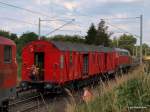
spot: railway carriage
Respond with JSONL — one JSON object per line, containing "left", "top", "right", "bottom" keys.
{"left": 0, "top": 36, "right": 17, "bottom": 111}
{"left": 115, "top": 48, "right": 132, "bottom": 72}
{"left": 21, "top": 40, "right": 131, "bottom": 92}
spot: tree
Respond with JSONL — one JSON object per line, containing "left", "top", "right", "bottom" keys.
{"left": 85, "top": 23, "right": 97, "bottom": 44}
{"left": 0, "top": 30, "right": 10, "bottom": 38}
{"left": 0, "top": 30, "right": 18, "bottom": 42}
{"left": 142, "top": 43, "right": 150, "bottom": 56}
{"left": 117, "top": 34, "right": 137, "bottom": 55}
{"left": 10, "top": 33, "right": 18, "bottom": 41}
{"left": 50, "top": 35, "right": 85, "bottom": 43}
{"left": 95, "top": 20, "right": 112, "bottom": 46}
{"left": 19, "top": 32, "right": 38, "bottom": 44}
{"left": 111, "top": 37, "right": 118, "bottom": 47}
{"left": 17, "top": 32, "right": 38, "bottom": 56}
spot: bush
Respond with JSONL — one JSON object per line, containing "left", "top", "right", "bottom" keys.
{"left": 71, "top": 69, "right": 150, "bottom": 112}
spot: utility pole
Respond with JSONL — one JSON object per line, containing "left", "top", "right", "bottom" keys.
{"left": 133, "top": 47, "right": 134, "bottom": 56}
{"left": 38, "top": 18, "right": 41, "bottom": 40}
{"left": 136, "top": 46, "right": 138, "bottom": 57}
{"left": 38, "top": 18, "right": 75, "bottom": 38}
{"left": 140, "top": 15, "right": 143, "bottom": 64}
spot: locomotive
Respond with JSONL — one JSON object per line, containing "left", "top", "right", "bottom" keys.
{"left": 20, "top": 40, "right": 132, "bottom": 92}
{"left": 0, "top": 36, "right": 17, "bottom": 111}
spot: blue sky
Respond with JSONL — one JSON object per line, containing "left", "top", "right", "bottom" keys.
{"left": 0, "top": 0, "right": 148, "bottom": 45}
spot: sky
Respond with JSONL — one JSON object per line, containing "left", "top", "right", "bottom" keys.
{"left": 0, "top": 0, "right": 148, "bottom": 45}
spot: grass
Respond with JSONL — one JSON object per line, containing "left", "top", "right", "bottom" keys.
{"left": 65, "top": 66, "right": 150, "bottom": 112}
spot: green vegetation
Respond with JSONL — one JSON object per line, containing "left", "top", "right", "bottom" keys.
{"left": 66, "top": 67, "right": 150, "bottom": 112}
{"left": 85, "top": 20, "right": 112, "bottom": 46}
{"left": 50, "top": 35, "right": 85, "bottom": 43}
{"left": 112, "top": 34, "right": 137, "bottom": 55}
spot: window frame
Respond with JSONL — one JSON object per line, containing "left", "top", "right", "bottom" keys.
{"left": 4, "top": 45, "right": 12, "bottom": 63}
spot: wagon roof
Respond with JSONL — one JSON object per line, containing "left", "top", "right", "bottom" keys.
{"left": 51, "top": 41, "right": 114, "bottom": 52}
{"left": 0, "top": 36, "right": 15, "bottom": 45}
{"left": 114, "top": 48, "right": 129, "bottom": 53}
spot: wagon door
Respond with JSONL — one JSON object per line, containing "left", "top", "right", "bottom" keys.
{"left": 104, "top": 53, "right": 107, "bottom": 72}
{"left": 83, "top": 54, "right": 89, "bottom": 76}
{"left": 34, "top": 52, "right": 44, "bottom": 80}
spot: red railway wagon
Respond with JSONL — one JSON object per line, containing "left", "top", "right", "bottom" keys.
{"left": 0, "top": 36, "right": 17, "bottom": 111}
{"left": 21, "top": 40, "right": 116, "bottom": 91}
{"left": 115, "top": 48, "right": 132, "bottom": 72}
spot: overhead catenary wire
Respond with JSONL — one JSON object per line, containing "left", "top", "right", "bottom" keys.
{"left": 0, "top": 1, "right": 53, "bottom": 18}
{"left": 43, "top": 29, "right": 81, "bottom": 33}
{"left": 52, "top": 29, "right": 81, "bottom": 33}
{"left": 45, "top": 19, "right": 75, "bottom": 36}
{"left": 0, "top": 16, "right": 56, "bottom": 28}
{"left": 101, "top": 17, "right": 140, "bottom": 20}
{"left": 40, "top": 18, "right": 75, "bottom": 22}
{"left": 0, "top": 17, "right": 38, "bottom": 26}
{"left": 0, "top": 1, "right": 75, "bottom": 21}
{"left": 0, "top": 16, "right": 80, "bottom": 36}
{"left": 105, "top": 21, "right": 140, "bottom": 38}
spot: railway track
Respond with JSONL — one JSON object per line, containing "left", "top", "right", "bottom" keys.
{"left": 9, "top": 93, "right": 49, "bottom": 112}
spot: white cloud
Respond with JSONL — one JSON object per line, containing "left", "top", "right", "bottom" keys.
{"left": 63, "top": 1, "right": 79, "bottom": 11}
{"left": 33, "top": 0, "right": 80, "bottom": 11}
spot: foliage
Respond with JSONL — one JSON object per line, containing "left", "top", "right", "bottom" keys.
{"left": 115, "top": 73, "right": 150, "bottom": 110}
{"left": 85, "top": 23, "right": 97, "bottom": 44}
{"left": 50, "top": 35, "right": 85, "bottom": 43}
{"left": 115, "top": 79, "right": 149, "bottom": 109}
{"left": 85, "top": 20, "right": 112, "bottom": 46}
{"left": 95, "top": 20, "right": 112, "bottom": 46}
{"left": 72, "top": 68, "right": 150, "bottom": 112}
{"left": 16, "top": 32, "right": 38, "bottom": 56}
{"left": 0, "top": 30, "right": 18, "bottom": 42}
{"left": 112, "top": 34, "right": 137, "bottom": 55}
{"left": 18, "top": 32, "right": 38, "bottom": 44}
{"left": 119, "top": 34, "right": 136, "bottom": 46}
{"left": 142, "top": 43, "right": 150, "bottom": 56}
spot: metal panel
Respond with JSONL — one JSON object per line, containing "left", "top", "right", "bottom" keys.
{"left": 0, "top": 36, "right": 15, "bottom": 45}
{"left": 51, "top": 41, "right": 114, "bottom": 52}
{"left": 114, "top": 48, "right": 129, "bottom": 53}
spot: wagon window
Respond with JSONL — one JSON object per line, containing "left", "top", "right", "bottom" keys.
{"left": 4, "top": 46, "right": 12, "bottom": 63}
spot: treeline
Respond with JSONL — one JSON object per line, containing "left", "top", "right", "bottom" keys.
{"left": 0, "top": 20, "right": 149, "bottom": 58}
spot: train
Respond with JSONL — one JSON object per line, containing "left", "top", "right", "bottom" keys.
{"left": 0, "top": 37, "right": 139, "bottom": 111}
{"left": 0, "top": 36, "right": 17, "bottom": 111}
{"left": 20, "top": 40, "right": 133, "bottom": 92}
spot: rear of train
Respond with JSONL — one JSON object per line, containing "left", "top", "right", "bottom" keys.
{"left": 0, "top": 36, "right": 17, "bottom": 111}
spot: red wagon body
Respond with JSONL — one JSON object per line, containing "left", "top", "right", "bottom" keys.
{"left": 0, "top": 36, "right": 17, "bottom": 108}
{"left": 115, "top": 48, "right": 132, "bottom": 70}
{"left": 21, "top": 40, "right": 131, "bottom": 91}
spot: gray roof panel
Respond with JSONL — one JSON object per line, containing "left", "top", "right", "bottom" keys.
{"left": 50, "top": 41, "right": 114, "bottom": 52}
